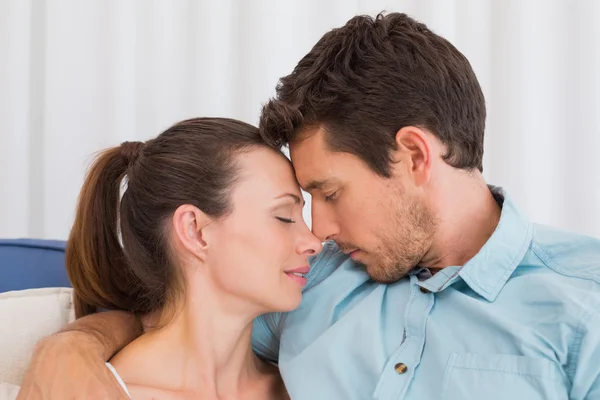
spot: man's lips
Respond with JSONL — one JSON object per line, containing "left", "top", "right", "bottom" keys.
{"left": 349, "top": 250, "right": 360, "bottom": 259}
{"left": 342, "top": 249, "right": 361, "bottom": 259}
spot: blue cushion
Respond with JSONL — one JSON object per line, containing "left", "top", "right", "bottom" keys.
{"left": 0, "top": 239, "right": 71, "bottom": 293}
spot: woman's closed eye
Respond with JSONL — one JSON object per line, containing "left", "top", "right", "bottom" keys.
{"left": 276, "top": 217, "right": 296, "bottom": 224}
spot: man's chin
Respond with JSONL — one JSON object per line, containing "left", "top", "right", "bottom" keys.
{"left": 363, "top": 262, "right": 388, "bottom": 283}
{"left": 345, "top": 252, "right": 408, "bottom": 283}
{"left": 365, "top": 263, "right": 411, "bottom": 284}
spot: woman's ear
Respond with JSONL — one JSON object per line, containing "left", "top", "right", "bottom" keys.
{"left": 171, "top": 204, "right": 213, "bottom": 262}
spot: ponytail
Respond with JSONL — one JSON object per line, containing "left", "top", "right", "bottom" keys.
{"left": 66, "top": 143, "right": 143, "bottom": 318}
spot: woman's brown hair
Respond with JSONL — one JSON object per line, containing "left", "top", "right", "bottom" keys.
{"left": 66, "top": 117, "right": 264, "bottom": 319}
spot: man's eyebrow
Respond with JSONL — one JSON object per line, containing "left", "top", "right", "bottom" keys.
{"left": 304, "top": 179, "right": 329, "bottom": 192}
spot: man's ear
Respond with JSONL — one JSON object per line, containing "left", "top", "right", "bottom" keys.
{"left": 171, "top": 204, "right": 213, "bottom": 262}
{"left": 390, "top": 126, "right": 433, "bottom": 187}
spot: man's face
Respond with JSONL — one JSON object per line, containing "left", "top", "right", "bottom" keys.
{"left": 289, "top": 127, "right": 437, "bottom": 283}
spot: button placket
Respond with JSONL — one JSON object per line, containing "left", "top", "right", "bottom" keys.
{"left": 373, "top": 276, "right": 435, "bottom": 400}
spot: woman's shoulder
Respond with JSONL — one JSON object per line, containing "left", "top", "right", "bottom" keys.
{"left": 105, "top": 362, "right": 131, "bottom": 398}
{"left": 106, "top": 368, "right": 184, "bottom": 400}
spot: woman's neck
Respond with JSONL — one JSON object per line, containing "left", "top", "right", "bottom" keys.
{"left": 109, "top": 279, "right": 282, "bottom": 398}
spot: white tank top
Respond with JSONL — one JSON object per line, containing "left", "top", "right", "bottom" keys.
{"left": 105, "top": 362, "right": 131, "bottom": 398}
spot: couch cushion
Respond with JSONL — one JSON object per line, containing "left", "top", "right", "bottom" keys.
{"left": 0, "top": 239, "right": 70, "bottom": 292}
{"left": 0, "top": 381, "right": 20, "bottom": 399}
{"left": 0, "top": 287, "right": 74, "bottom": 386}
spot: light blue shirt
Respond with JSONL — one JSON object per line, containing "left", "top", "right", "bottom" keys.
{"left": 252, "top": 187, "right": 600, "bottom": 399}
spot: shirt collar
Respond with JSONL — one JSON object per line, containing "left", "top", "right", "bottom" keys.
{"left": 417, "top": 186, "right": 533, "bottom": 302}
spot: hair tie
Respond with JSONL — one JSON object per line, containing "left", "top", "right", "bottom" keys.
{"left": 120, "top": 141, "right": 145, "bottom": 167}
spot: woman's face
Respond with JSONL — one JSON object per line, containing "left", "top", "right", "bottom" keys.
{"left": 204, "top": 147, "right": 322, "bottom": 313}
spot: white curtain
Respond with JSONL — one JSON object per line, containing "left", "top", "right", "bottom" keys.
{"left": 1, "top": 0, "right": 599, "bottom": 240}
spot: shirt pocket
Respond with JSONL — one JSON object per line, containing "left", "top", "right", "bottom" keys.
{"left": 440, "top": 353, "right": 569, "bottom": 400}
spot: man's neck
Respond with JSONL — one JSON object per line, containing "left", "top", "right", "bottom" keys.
{"left": 421, "top": 172, "right": 501, "bottom": 271}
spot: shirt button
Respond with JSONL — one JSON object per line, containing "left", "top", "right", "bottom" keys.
{"left": 394, "top": 363, "right": 408, "bottom": 374}
{"left": 419, "top": 287, "right": 430, "bottom": 294}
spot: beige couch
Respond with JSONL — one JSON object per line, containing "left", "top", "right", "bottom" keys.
{"left": 0, "top": 288, "right": 74, "bottom": 399}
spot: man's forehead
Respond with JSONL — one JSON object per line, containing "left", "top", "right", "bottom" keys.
{"left": 291, "top": 159, "right": 337, "bottom": 193}
{"left": 290, "top": 149, "right": 328, "bottom": 185}
{"left": 289, "top": 126, "right": 327, "bottom": 152}
{"left": 288, "top": 129, "right": 343, "bottom": 189}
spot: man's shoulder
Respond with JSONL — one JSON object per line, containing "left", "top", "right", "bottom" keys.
{"left": 529, "top": 223, "right": 600, "bottom": 285}
{"left": 304, "top": 241, "right": 353, "bottom": 291}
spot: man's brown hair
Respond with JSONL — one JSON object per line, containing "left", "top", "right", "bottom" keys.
{"left": 260, "top": 12, "right": 486, "bottom": 176}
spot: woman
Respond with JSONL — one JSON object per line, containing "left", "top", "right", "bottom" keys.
{"left": 66, "top": 117, "right": 322, "bottom": 399}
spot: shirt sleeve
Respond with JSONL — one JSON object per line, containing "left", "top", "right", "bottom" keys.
{"left": 250, "top": 241, "right": 339, "bottom": 363}
{"left": 251, "top": 312, "right": 282, "bottom": 363}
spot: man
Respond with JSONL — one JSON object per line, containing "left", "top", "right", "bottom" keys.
{"left": 18, "top": 13, "right": 600, "bottom": 399}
